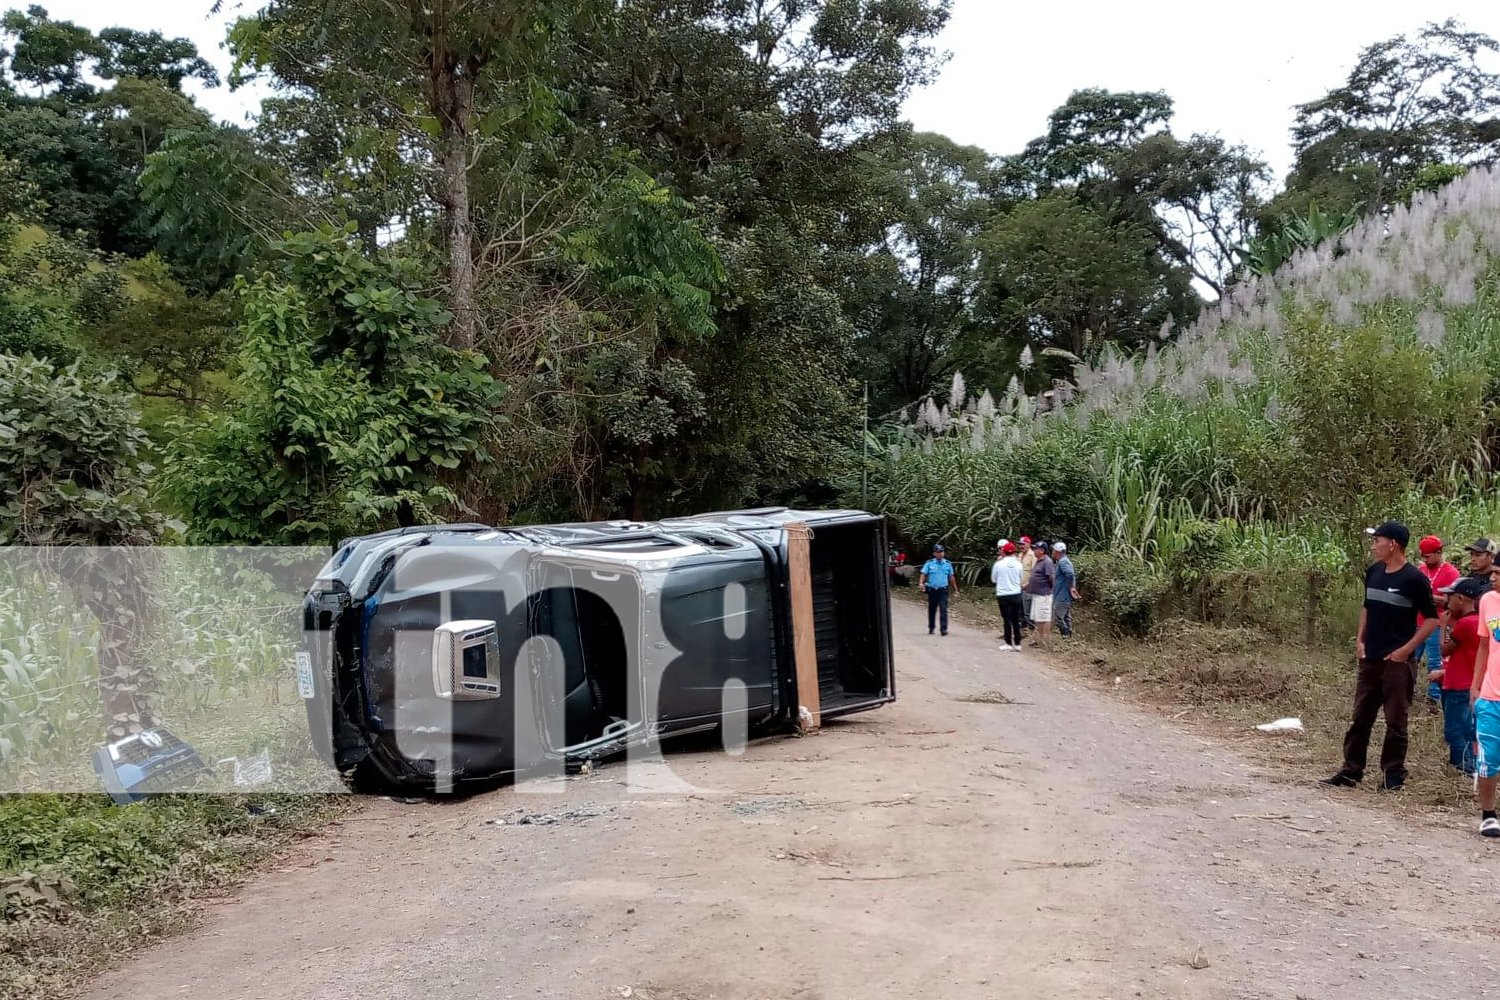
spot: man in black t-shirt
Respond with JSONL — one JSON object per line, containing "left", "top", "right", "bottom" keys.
{"left": 1322, "top": 520, "right": 1438, "bottom": 791}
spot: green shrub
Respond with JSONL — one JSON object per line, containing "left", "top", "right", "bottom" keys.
{"left": 1076, "top": 552, "right": 1164, "bottom": 638}
{"left": 860, "top": 425, "right": 1100, "bottom": 561}
{"left": 0, "top": 354, "right": 164, "bottom": 546}
{"left": 0, "top": 792, "right": 347, "bottom": 999}
{"left": 1157, "top": 516, "right": 1231, "bottom": 587}
{"left": 160, "top": 227, "right": 503, "bottom": 544}
{"left": 0, "top": 324, "right": 82, "bottom": 367}
{"left": 0, "top": 793, "right": 340, "bottom": 911}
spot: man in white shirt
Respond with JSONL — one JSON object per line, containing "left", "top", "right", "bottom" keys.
{"left": 991, "top": 541, "right": 1025, "bottom": 651}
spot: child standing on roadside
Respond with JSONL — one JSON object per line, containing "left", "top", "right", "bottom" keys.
{"left": 1466, "top": 564, "right": 1500, "bottom": 836}
{"left": 1432, "top": 577, "right": 1482, "bottom": 775}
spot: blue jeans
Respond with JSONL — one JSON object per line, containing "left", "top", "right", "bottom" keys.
{"left": 1054, "top": 595, "right": 1073, "bottom": 635}
{"left": 1442, "top": 689, "right": 1476, "bottom": 774}
{"left": 1421, "top": 632, "right": 1443, "bottom": 702}
{"left": 927, "top": 587, "right": 949, "bottom": 634}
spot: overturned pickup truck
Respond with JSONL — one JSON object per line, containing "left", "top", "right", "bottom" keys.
{"left": 299, "top": 508, "right": 896, "bottom": 792}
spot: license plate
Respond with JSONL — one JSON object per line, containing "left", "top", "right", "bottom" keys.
{"left": 295, "top": 652, "right": 315, "bottom": 699}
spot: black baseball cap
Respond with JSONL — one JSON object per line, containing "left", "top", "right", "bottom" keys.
{"left": 1365, "top": 520, "right": 1410, "bottom": 548}
{"left": 933, "top": 543, "right": 945, "bottom": 552}
{"left": 1466, "top": 538, "right": 1498, "bottom": 555}
{"left": 1441, "top": 577, "right": 1486, "bottom": 600}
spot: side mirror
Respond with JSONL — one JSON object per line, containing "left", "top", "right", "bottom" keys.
{"left": 432, "top": 620, "right": 502, "bottom": 700}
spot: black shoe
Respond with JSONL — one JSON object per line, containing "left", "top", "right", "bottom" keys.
{"left": 1381, "top": 769, "right": 1408, "bottom": 791}
{"left": 940, "top": 631, "right": 948, "bottom": 636}
{"left": 928, "top": 629, "right": 934, "bottom": 635}
{"left": 1321, "top": 770, "right": 1361, "bottom": 787}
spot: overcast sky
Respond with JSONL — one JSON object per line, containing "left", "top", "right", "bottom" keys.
{"left": 30, "top": 0, "right": 1500, "bottom": 184}
{"left": 905, "top": 0, "right": 1500, "bottom": 182}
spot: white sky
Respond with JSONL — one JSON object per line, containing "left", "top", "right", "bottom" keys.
{"left": 904, "top": 1, "right": 1500, "bottom": 183}
{"left": 26, "top": 0, "right": 1500, "bottom": 184}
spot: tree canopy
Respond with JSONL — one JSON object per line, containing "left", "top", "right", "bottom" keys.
{"left": 1274, "top": 17, "right": 1500, "bottom": 218}
{"left": 2, "top": 6, "right": 1497, "bottom": 540}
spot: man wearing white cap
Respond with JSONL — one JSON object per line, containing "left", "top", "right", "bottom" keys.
{"left": 1052, "top": 542, "right": 1080, "bottom": 637}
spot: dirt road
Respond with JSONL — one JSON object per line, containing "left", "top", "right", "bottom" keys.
{"left": 80, "top": 602, "right": 1500, "bottom": 1000}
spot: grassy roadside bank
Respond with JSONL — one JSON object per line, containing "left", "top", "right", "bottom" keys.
{"left": 903, "top": 586, "right": 1477, "bottom": 821}
{"left": 1, "top": 792, "right": 356, "bottom": 1000}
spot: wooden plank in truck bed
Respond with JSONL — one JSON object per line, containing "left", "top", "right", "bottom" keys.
{"left": 785, "top": 521, "right": 821, "bottom": 732}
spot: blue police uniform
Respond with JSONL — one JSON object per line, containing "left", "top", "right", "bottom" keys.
{"left": 922, "top": 555, "right": 955, "bottom": 634}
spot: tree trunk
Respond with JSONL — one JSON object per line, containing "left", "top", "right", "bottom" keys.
{"left": 1304, "top": 569, "right": 1322, "bottom": 647}
{"left": 96, "top": 616, "right": 154, "bottom": 740}
{"left": 76, "top": 550, "right": 158, "bottom": 741}
{"left": 628, "top": 443, "right": 653, "bottom": 521}
{"left": 431, "top": 55, "right": 478, "bottom": 352}
{"left": 356, "top": 213, "right": 380, "bottom": 256}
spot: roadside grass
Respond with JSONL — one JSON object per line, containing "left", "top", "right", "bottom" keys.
{"left": 0, "top": 553, "right": 360, "bottom": 997}
{"left": 1, "top": 705, "right": 354, "bottom": 1000}
{"left": 901, "top": 585, "right": 1478, "bottom": 821}
{"left": 0, "top": 790, "right": 353, "bottom": 1000}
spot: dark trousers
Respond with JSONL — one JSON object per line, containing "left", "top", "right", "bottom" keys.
{"left": 1055, "top": 596, "right": 1073, "bottom": 636}
{"left": 997, "top": 594, "right": 1023, "bottom": 646}
{"left": 927, "top": 587, "right": 949, "bottom": 634}
{"left": 1342, "top": 655, "right": 1415, "bottom": 778}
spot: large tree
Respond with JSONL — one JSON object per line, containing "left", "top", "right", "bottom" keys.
{"left": 1010, "top": 88, "right": 1268, "bottom": 296}
{"left": 229, "top": 0, "right": 604, "bottom": 352}
{"left": 976, "top": 191, "right": 1195, "bottom": 369}
{"left": 0, "top": 4, "right": 100, "bottom": 93}
{"left": 1108, "top": 131, "right": 1268, "bottom": 296}
{"left": 851, "top": 131, "right": 996, "bottom": 413}
{"left": 0, "top": 6, "right": 221, "bottom": 257}
{"left": 1276, "top": 17, "right": 1500, "bottom": 218}
{"left": 955, "top": 88, "right": 1258, "bottom": 393}
{"left": 1009, "top": 87, "right": 1175, "bottom": 192}
{"left": 570, "top": 0, "right": 952, "bottom": 513}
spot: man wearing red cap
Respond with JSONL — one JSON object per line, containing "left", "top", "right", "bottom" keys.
{"left": 991, "top": 541, "right": 1025, "bottom": 650}
{"left": 1418, "top": 536, "right": 1459, "bottom": 706}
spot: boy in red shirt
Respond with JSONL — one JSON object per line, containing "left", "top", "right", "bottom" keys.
{"left": 1418, "top": 536, "right": 1460, "bottom": 706}
{"left": 1431, "top": 577, "right": 1482, "bottom": 775}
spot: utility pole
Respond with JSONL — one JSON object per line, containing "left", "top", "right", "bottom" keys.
{"left": 862, "top": 381, "right": 869, "bottom": 509}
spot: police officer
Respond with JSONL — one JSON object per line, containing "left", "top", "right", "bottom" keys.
{"left": 920, "top": 543, "right": 958, "bottom": 636}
